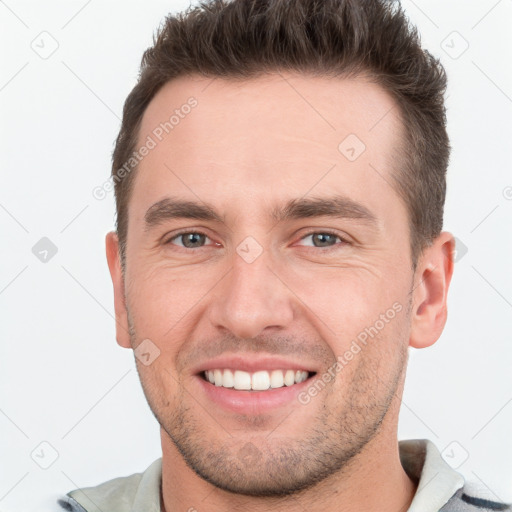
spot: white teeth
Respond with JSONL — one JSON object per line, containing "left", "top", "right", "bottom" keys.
{"left": 270, "top": 370, "right": 284, "bottom": 388}
{"left": 233, "top": 370, "right": 251, "bottom": 390}
{"left": 203, "top": 369, "right": 310, "bottom": 390}
{"left": 251, "top": 370, "right": 270, "bottom": 391}
{"left": 284, "top": 369, "right": 295, "bottom": 386}
{"left": 298, "top": 371, "right": 308, "bottom": 383}
{"left": 222, "top": 369, "right": 234, "bottom": 388}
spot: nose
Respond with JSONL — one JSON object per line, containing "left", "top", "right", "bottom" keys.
{"left": 207, "top": 250, "right": 295, "bottom": 340}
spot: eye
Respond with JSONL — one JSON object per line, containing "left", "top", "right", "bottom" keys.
{"left": 297, "top": 231, "right": 347, "bottom": 250}
{"left": 164, "top": 230, "right": 348, "bottom": 252}
{"left": 165, "top": 231, "right": 214, "bottom": 249}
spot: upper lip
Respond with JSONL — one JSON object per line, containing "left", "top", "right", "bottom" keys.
{"left": 191, "top": 354, "right": 318, "bottom": 375}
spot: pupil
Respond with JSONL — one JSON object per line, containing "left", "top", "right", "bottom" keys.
{"left": 184, "top": 233, "right": 204, "bottom": 248}
{"left": 314, "top": 233, "right": 334, "bottom": 247}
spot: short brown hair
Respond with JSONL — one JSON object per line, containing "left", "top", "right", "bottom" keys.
{"left": 112, "top": 0, "right": 449, "bottom": 271}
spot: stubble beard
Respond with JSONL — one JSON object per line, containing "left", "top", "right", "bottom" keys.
{"left": 127, "top": 307, "right": 410, "bottom": 497}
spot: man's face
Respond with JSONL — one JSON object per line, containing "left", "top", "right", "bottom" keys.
{"left": 116, "top": 73, "right": 416, "bottom": 495}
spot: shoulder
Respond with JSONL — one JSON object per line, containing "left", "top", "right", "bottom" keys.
{"left": 55, "top": 471, "right": 143, "bottom": 512}
{"left": 56, "top": 495, "right": 88, "bottom": 511}
{"left": 55, "top": 458, "right": 162, "bottom": 512}
{"left": 441, "top": 485, "right": 512, "bottom": 512}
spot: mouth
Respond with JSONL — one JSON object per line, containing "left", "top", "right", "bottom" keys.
{"left": 194, "top": 366, "right": 318, "bottom": 414}
{"left": 200, "top": 368, "right": 317, "bottom": 391}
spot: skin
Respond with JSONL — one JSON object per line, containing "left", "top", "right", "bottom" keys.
{"left": 106, "top": 72, "right": 455, "bottom": 512}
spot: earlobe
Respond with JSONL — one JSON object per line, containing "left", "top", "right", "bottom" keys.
{"left": 409, "top": 232, "right": 455, "bottom": 349}
{"left": 105, "top": 231, "right": 132, "bottom": 349}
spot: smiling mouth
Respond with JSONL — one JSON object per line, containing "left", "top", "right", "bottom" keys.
{"left": 200, "top": 369, "right": 317, "bottom": 391}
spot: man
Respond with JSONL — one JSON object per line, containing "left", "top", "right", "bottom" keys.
{"left": 57, "top": 0, "right": 510, "bottom": 511}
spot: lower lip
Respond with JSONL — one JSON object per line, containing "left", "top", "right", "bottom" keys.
{"left": 195, "top": 374, "right": 316, "bottom": 415}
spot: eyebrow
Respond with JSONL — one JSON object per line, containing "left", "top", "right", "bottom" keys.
{"left": 144, "top": 194, "right": 377, "bottom": 231}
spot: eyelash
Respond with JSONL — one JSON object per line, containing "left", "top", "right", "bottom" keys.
{"left": 164, "top": 229, "right": 349, "bottom": 252}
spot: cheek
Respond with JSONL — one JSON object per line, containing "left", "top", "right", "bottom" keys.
{"left": 134, "top": 357, "right": 178, "bottom": 418}
{"left": 286, "top": 263, "right": 405, "bottom": 339}
{"left": 127, "top": 252, "right": 410, "bottom": 354}
{"left": 284, "top": 268, "right": 410, "bottom": 387}
{"left": 127, "top": 265, "right": 214, "bottom": 337}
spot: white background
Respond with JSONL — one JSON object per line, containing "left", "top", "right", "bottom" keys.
{"left": 1, "top": 1, "right": 511, "bottom": 510}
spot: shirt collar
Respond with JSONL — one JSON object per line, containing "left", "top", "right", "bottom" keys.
{"left": 130, "top": 457, "right": 162, "bottom": 512}
{"left": 399, "top": 439, "right": 465, "bottom": 512}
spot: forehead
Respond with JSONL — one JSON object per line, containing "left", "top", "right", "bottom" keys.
{"left": 131, "top": 72, "right": 404, "bottom": 226}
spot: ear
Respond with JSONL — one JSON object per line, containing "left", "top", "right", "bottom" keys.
{"left": 409, "top": 231, "right": 455, "bottom": 349}
{"left": 105, "top": 231, "right": 131, "bottom": 349}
